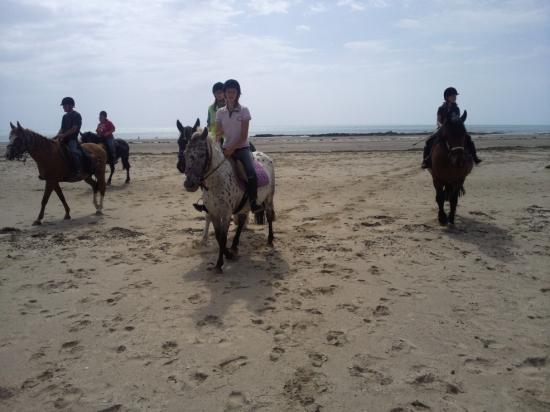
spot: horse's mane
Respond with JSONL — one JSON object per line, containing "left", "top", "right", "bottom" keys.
{"left": 21, "top": 128, "right": 56, "bottom": 151}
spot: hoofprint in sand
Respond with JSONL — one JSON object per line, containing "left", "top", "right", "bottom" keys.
{"left": 0, "top": 136, "right": 549, "bottom": 411}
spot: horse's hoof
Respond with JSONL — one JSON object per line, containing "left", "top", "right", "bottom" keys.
{"left": 64, "top": 214, "right": 71, "bottom": 220}
{"left": 32, "top": 220, "right": 42, "bottom": 226}
{"left": 225, "top": 250, "right": 236, "bottom": 260}
{"left": 438, "top": 212, "right": 448, "bottom": 226}
{"left": 125, "top": 179, "right": 130, "bottom": 184}
{"left": 214, "top": 266, "right": 223, "bottom": 274}
{"left": 107, "top": 182, "right": 111, "bottom": 186}
{"left": 95, "top": 210, "right": 103, "bottom": 216}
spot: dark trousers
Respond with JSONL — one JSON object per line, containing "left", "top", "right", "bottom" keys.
{"left": 66, "top": 138, "right": 81, "bottom": 172}
{"left": 233, "top": 147, "right": 258, "bottom": 203}
{"left": 105, "top": 138, "right": 116, "bottom": 166}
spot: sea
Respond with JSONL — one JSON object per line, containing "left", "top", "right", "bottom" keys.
{"left": 1, "top": 124, "right": 549, "bottom": 142}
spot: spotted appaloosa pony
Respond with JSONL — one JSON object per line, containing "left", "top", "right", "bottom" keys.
{"left": 430, "top": 111, "right": 473, "bottom": 225}
{"left": 183, "top": 126, "right": 276, "bottom": 272}
{"left": 80, "top": 131, "right": 131, "bottom": 185}
{"left": 5, "top": 122, "right": 107, "bottom": 225}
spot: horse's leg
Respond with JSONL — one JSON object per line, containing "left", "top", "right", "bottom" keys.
{"left": 265, "top": 198, "right": 275, "bottom": 245}
{"left": 201, "top": 214, "right": 211, "bottom": 245}
{"left": 34, "top": 181, "right": 54, "bottom": 225}
{"left": 107, "top": 164, "right": 114, "bottom": 186}
{"left": 95, "top": 171, "right": 106, "bottom": 215}
{"left": 230, "top": 213, "right": 247, "bottom": 252}
{"left": 448, "top": 186, "right": 459, "bottom": 225}
{"left": 212, "top": 216, "right": 230, "bottom": 272}
{"left": 435, "top": 183, "right": 448, "bottom": 225}
{"left": 53, "top": 183, "right": 71, "bottom": 220}
{"left": 85, "top": 177, "right": 99, "bottom": 210}
{"left": 122, "top": 155, "right": 131, "bottom": 183}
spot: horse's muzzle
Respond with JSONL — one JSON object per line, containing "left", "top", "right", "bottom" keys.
{"left": 183, "top": 179, "right": 199, "bottom": 192}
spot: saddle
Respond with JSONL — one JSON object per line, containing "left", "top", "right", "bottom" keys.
{"left": 60, "top": 142, "right": 94, "bottom": 176}
{"left": 228, "top": 157, "right": 270, "bottom": 190}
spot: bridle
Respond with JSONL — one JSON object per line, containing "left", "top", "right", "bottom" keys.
{"left": 186, "top": 136, "right": 226, "bottom": 190}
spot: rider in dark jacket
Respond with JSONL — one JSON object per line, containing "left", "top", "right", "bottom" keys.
{"left": 422, "top": 87, "right": 481, "bottom": 169}
{"left": 56, "top": 97, "right": 82, "bottom": 177}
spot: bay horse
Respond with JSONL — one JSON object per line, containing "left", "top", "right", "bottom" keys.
{"left": 430, "top": 111, "right": 473, "bottom": 225}
{"left": 80, "top": 131, "right": 131, "bottom": 185}
{"left": 5, "top": 122, "right": 107, "bottom": 225}
{"left": 183, "top": 126, "right": 276, "bottom": 272}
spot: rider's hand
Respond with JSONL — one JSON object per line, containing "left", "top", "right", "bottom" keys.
{"left": 223, "top": 147, "right": 234, "bottom": 157}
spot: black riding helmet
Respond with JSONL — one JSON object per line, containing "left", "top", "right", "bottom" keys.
{"left": 60, "top": 96, "right": 75, "bottom": 106}
{"left": 212, "top": 82, "right": 224, "bottom": 93}
{"left": 443, "top": 87, "right": 459, "bottom": 99}
{"left": 223, "top": 79, "right": 241, "bottom": 97}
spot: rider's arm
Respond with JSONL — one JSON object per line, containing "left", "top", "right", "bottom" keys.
{"left": 215, "top": 121, "right": 223, "bottom": 142}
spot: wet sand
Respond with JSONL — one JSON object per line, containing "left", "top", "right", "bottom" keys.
{"left": 0, "top": 134, "right": 549, "bottom": 411}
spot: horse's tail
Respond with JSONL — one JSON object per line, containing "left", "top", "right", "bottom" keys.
{"left": 116, "top": 139, "right": 131, "bottom": 170}
{"left": 443, "top": 184, "right": 466, "bottom": 200}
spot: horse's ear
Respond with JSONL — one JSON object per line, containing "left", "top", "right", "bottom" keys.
{"left": 193, "top": 118, "right": 200, "bottom": 132}
{"left": 460, "top": 110, "right": 467, "bottom": 123}
{"left": 10, "top": 122, "right": 16, "bottom": 130}
{"left": 176, "top": 120, "right": 184, "bottom": 133}
{"left": 200, "top": 127, "right": 208, "bottom": 140}
{"left": 16, "top": 121, "right": 23, "bottom": 130}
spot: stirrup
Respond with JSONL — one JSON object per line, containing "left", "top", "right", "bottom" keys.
{"left": 193, "top": 202, "right": 208, "bottom": 213}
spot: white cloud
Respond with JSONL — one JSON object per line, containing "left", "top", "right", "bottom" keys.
{"left": 344, "top": 40, "right": 389, "bottom": 52}
{"left": 396, "top": 18, "right": 420, "bottom": 29}
{"left": 432, "top": 42, "right": 477, "bottom": 52}
{"left": 248, "top": 0, "right": 290, "bottom": 15}
{"left": 296, "top": 24, "right": 311, "bottom": 32}
{"left": 337, "top": 0, "right": 365, "bottom": 11}
{"left": 309, "top": 2, "right": 327, "bottom": 13}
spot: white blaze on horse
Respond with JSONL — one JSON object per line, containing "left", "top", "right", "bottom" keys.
{"left": 182, "top": 126, "right": 275, "bottom": 272}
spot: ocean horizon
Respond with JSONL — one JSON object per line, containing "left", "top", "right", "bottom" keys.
{"left": 1, "top": 124, "right": 550, "bottom": 142}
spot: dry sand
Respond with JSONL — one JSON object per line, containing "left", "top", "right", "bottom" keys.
{"left": 0, "top": 134, "right": 549, "bottom": 411}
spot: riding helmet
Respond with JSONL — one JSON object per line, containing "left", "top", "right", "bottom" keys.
{"left": 223, "top": 79, "right": 241, "bottom": 96}
{"left": 212, "top": 82, "right": 224, "bottom": 93}
{"left": 443, "top": 87, "right": 459, "bottom": 99}
{"left": 60, "top": 96, "right": 75, "bottom": 106}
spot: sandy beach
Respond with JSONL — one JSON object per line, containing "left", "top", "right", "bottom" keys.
{"left": 1, "top": 134, "right": 549, "bottom": 411}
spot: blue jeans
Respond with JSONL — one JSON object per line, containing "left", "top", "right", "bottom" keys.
{"left": 66, "top": 138, "right": 81, "bottom": 172}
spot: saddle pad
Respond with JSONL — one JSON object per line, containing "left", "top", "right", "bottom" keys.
{"left": 235, "top": 159, "right": 270, "bottom": 190}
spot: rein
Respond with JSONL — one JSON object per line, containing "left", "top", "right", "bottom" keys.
{"left": 199, "top": 139, "right": 227, "bottom": 190}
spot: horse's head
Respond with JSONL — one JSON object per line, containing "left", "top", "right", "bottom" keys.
{"left": 5, "top": 122, "right": 28, "bottom": 160}
{"left": 176, "top": 118, "right": 200, "bottom": 173}
{"left": 441, "top": 110, "right": 468, "bottom": 168}
{"left": 80, "top": 131, "right": 101, "bottom": 144}
{"left": 183, "top": 127, "right": 209, "bottom": 192}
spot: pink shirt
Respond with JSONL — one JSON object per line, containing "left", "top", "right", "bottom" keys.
{"left": 215, "top": 104, "right": 251, "bottom": 149}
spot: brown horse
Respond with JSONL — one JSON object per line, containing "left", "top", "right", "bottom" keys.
{"left": 5, "top": 122, "right": 107, "bottom": 225}
{"left": 430, "top": 111, "right": 473, "bottom": 225}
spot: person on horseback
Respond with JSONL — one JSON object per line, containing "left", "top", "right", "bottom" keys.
{"left": 215, "top": 79, "right": 264, "bottom": 213}
{"left": 96, "top": 110, "right": 116, "bottom": 168}
{"left": 55, "top": 97, "right": 82, "bottom": 177}
{"left": 422, "top": 87, "right": 482, "bottom": 169}
{"left": 207, "top": 82, "right": 225, "bottom": 144}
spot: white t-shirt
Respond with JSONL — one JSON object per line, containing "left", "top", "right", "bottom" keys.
{"left": 215, "top": 104, "right": 251, "bottom": 149}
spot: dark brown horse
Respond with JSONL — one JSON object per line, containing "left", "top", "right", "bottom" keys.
{"left": 5, "top": 122, "right": 107, "bottom": 225}
{"left": 430, "top": 111, "right": 473, "bottom": 225}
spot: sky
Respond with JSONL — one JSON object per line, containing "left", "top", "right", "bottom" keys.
{"left": 1, "top": 0, "right": 549, "bottom": 134}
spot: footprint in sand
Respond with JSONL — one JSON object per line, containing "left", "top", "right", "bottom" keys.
{"left": 270, "top": 347, "right": 285, "bottom": 362}
{"left": 309, "top": 352, "right": 328, "bottom": 368}
{"left": 225, "top": 391, "right": 248, "bottom": 411}
{"left": 218, "top": 355, "right": 248, "bottom": 375}
{"left": 326, "top": 331, "right": 348, "bottom": 347}
{"left": 196, "top": 315, "right": 223, "bottom": 327}
{"left": 283, "top": 367, "right": 329, "bottom": 409}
